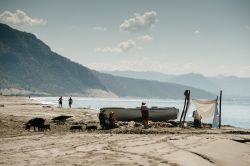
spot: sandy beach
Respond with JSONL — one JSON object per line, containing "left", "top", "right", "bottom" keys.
{"left": 0, "top": 96, "right": 250, "bottom": 166}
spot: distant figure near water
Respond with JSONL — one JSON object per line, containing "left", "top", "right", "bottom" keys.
{"left": 58, "top": 96, "right": 63, "bottom": 108}
{"left": 68, "top": 97, "right": 73, "bottom": 108}
{"left": 141, "top": 102, "right": 149, "bottom": 128}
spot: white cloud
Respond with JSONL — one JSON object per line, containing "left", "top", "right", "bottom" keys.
{"left": 118, "top": 40, "right": 136, "bottom": 52}
{"left": 95, "top": 39, "right": 136, "bottom": 53}
{"left": 120, "top": 11, "right": 157, "bottom": 32}
{"left": 194, "top": 30, "right": 201, "bottom": 35}
{"left": 95, "top": 47, "right": 122, "bottom": 53}
{"left": 136, "top": 35, "right": 153, "bottom": 42}
{"left": 0, "top": 10, "right": 46, "bottom": 26}
{"left": 93, "top": 26, "right": 107, "bottom": 31}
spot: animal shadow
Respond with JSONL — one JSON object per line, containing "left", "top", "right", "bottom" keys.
{"left": 41, "top": 124, "right": 51, "bottom": 131}
{"left": 85, "top": 125, "right": 98, "bottom": 131}
{"left": 70, "top": 125, "right": 83, "bottom": 132}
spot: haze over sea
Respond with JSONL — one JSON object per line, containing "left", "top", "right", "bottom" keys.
{"left": 34, "top": 97, "right": 250, "bottom": 129}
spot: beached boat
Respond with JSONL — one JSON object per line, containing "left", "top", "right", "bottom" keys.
{"left": 100, "top": 107, "right": 179, "bottom": 121}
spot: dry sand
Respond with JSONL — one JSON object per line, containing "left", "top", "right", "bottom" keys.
{"left": 0, "top": 96, "right": 250, "bottom": 166}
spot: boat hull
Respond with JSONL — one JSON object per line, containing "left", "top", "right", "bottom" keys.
{"left": 100, "top": 107, "right": 179, "bottom": 121}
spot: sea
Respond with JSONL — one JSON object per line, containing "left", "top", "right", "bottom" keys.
{"left": 33, "top": 97, "right": 250, "bottom": 129}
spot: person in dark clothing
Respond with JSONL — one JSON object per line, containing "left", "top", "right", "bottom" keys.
{"left": 192, "top": 110, "right": 202, "bottom": 128}
{"left": 58, "top": 96, "right": 63, "bottom": 108}
{"left": 68, "top": 97, "right": 73, "bottom": 108}
{"left": 141, "top": 102, "right": 149, "bottom": 128}
{"left": 108, "top": 112, "right": 117, "bottom": 129}
{"left": 99, "top": 109, "right": 107, "bottom": 128}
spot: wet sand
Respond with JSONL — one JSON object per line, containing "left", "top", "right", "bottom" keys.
{"left": 0, "top": 96, "right": 250, "bottom": 166}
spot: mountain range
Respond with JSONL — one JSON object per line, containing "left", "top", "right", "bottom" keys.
{"left": 103, "top": 71, "right": 250, "bottom": 98}
{"left": 0, "top": 23, "right": 214, "bottom": 99}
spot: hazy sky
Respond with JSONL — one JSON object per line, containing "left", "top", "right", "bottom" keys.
{"left": 0, "top": 0, "right": 250, "bottom": 77}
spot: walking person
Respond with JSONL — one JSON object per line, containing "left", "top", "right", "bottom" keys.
{"left": 141, "top": 102, "right": 149, "bottom": 128}
{"left": 58, "top": 96, "right": 63, "bottom": 108}
{"left": 68, "top": 97, "right": 73, "bottom": 108}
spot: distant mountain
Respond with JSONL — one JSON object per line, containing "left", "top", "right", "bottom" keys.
{"left": 167, "top": 73, "right": 219, "bottom": 93}
{"left": 103, "top": 71, "right": 250, "bottom": 98}
{"left": 93, "top": 71, "right": 214, "bottom": 99}
{"left": 103, "top": 70, "right": 174, "bottom": 82}
{"left": 210, "top": 76, "right": 250, "bottom": 97}
{"left": 168, "top": 75, "right": 250, "bottom": 98}
{"left": 0, "top": 23, "right": 214, "bottom": 99}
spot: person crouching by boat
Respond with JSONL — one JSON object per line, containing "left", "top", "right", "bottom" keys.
{"left": 192, "top": 110, "right": 202, "bottom": 128}
{"left": 99, "top": 109, "right": 108, "bottom": 129}
{"left": 141, "top": 102, "right": 149, "bottom": 128}
{"left": 108, "top": 112, "right": 117, "bottom": 129}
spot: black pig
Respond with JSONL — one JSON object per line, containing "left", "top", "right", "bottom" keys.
{"left": 25, "top": 118, "right": 45, "bottom": 131}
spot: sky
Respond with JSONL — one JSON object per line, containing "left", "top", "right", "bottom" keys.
{"left": 0, "top": 0, "right": 250, "bottom": 77}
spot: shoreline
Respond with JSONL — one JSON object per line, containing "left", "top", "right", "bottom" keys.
{"left": 0, "top": 96, "right": 250, "bottom": 165}
{"left": 31, "top": 96, "right": 250, "bottom": 130}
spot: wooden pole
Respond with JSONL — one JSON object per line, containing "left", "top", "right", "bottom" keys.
{"left": 179, "top": 97, "right": 187, "bottom": 127}
{"left": 181, "top": 99, "right": 188, "bottom": 128}
{"left": 180, "top": 90, "right": 188, "bottom": 127}
{"left": 219, "top": 90, "right": 222, "bottom": 128}
{"left": 182, "top": 90, "right": 190, "bottom": 128}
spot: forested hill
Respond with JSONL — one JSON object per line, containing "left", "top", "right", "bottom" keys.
{"left": 0, "top": 23, "right": 107, "bottom": 95}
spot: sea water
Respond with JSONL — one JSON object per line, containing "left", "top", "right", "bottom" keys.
{"left": 33, "top": 97, "right": 250, "bottom": 129}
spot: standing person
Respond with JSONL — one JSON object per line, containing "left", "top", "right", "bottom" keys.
{"left": 192, "top": 110, "right": 202, "bottom": 128}
{"left": 68, "top": 97, "right": 73, "bottom": 108}
{"left": 58, "top": 96, "right": 63, "bottom": 108}
{"left": 141, "top": 102, "right": 149, "bottom": 128}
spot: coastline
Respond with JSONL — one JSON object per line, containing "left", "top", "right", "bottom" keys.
{"left": 32, "top": 96, "right": 250, "bottom": 129}
{"left": 0, "top": 96, "right": 250, "bottom": 165}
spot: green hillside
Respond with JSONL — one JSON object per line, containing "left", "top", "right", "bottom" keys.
{"left": 0, "top": 23, "right": 106, "bottom": 95}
